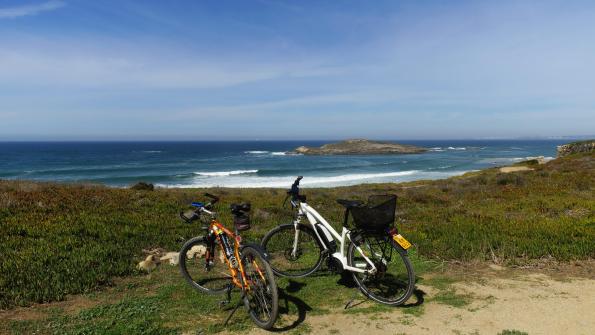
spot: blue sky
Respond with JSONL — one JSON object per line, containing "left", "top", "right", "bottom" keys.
{"left": 0, "top": 0, "right": 593, "bottom": 140}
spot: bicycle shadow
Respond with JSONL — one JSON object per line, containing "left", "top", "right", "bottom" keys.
{"left": 338, "top": 272, "right": 426, "bottom": 310}
{"left": 269, "top": 273, "right": 426, "bottom": 328}
{"left": 269, "top": 280, "right": 312, "bottom": 332}
{"left": 342, "top": 286, "right": 426, "bottom": 310}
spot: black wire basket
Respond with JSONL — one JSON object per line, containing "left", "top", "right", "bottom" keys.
{"left": 349, "top": 195, "right": 397, "bottom": 232}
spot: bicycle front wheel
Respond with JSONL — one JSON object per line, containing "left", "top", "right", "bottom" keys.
{"left": 261, "top": 223, "right": 323, "bottom": 278}
{"left": 347, "top": 233, "right": 415, "bottom": 306}
{"left": 179, "top": 236, "right": 231, "bottom": 294}
{"left": 240, "top": 245, "right": 279, "bottom": 330}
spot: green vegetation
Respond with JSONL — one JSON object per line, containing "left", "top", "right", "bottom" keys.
{"left": 1, "top": 152, "right": 593, "bottom": 314}
{"left": 432, "top": 289, "right": 472, "bottom": 308}
{"left": 2, "top": 266, "right": 254, "bottom": 334}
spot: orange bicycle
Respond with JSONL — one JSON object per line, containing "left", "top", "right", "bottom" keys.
{"left": 179, "top": 193, "right": 278, "bottom": 329}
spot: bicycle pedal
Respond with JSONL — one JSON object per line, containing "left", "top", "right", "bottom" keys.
{"left": 218, "top": 300, "right": 230, "bottom": 307}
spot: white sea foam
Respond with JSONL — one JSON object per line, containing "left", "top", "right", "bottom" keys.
{"left": 193, "top": 169, "right": 259, "bottom": 177}
{"left": 271, "top": 152, "right": 287, "bottom": 156}
{"left": 431, "top": 146, "right": 466, "bottom": 151}
{"left": 244, "top": 151, "right": 269, "bottom": 154}
{"left": 139, "top": 150, "right": 162, "bottom": 153}
{"left": 157, "top": 170, "right": 471, "bottom": 188}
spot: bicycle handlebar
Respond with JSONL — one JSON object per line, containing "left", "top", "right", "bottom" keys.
{"left": 288, "top": 176, "right": 303, "bottom": 195}
{"left": 204, "top": 193, "right": 219, "bottom": 205}
{"left": 284, "top": 176, "right": 305, "bottom": 207}
{"left": 181, "top": 193, "right": 220, "bottom": 223}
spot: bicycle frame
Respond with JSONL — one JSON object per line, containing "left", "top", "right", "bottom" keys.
{"left": 207, "top": 220, "right": 265, "bottom": 290}
{"left": 291, "top": 200, "right": 378, "bottom": 274}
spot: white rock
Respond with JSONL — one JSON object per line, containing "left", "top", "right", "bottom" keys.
{"left": 137, "top": 254, "right": 160, "bottom": 272}
{"left": 160, "top": 252, "right": 180, "bottom": 265}
{"left": 187, "top": 245, "right": 207, "bottom": 259}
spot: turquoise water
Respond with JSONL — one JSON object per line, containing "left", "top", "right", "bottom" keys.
{"left": 0, "top": 140, "right": 566, "bottom": 188}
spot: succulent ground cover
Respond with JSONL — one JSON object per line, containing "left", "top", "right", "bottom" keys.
{"left": 0, "top": 152, "right": 593, "bottom": 312}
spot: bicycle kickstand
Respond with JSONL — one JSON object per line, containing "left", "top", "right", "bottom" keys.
{"left": 344, "top": 291, "right": 367, "bottom": 309}
{"left": 219, "top": 284, "right": 233, "bottom": 308}
{"left": 223, "top": 291, "right": 246, "bottom": 327}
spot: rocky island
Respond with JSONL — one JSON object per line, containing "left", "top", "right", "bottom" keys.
{"left": 292, "top": 139, "right": 427, "bottom": 155}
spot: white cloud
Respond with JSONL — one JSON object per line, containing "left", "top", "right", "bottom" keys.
{"left": 0, "top": 1, "right": 65, "bottom": 19}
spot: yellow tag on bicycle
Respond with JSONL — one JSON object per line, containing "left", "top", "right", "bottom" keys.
{"left": 393, "top": 234, "right": 412, "bottom": 250}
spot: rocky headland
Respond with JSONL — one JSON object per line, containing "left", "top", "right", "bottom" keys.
{"left": 557, "top": 139, "right": 595, "bottom": 157}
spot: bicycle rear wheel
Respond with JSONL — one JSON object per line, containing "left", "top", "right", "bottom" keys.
{"left": 261, "top": 223, "right": 323, "bottom": 278}
{"left": 179, "top": 236, "right": 231, "bottom": 294}
{"left": 240, "top": 245, "right": 279, "bottom": 330}
{"left": 347, "top": 233, "right": 414, "bottom": 306}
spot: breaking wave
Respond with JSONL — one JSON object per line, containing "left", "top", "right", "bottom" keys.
{"left": 157, "top": 170, "right": 471, "bottom": 188}
{"left": 193, "top": 170, "right": 259, "bottom": 177}
{"left": 244, "top": 151, "right": 269, "bottom": 154}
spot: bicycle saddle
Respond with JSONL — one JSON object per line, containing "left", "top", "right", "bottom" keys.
{"left": 336, "top": 199, "right": 364, "bottom": 208}
{"left": 230, "top": 202, "right": 251, "bottom": 214}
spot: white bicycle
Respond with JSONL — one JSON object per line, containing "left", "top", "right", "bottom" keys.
{"left": 261, "top": 177, "right": 415, "bottom": 306}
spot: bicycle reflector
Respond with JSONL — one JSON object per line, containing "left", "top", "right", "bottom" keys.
{"left": 387, "top": 227, "right": 399, "bottom": 236}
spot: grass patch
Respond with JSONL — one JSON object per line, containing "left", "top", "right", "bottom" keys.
{"left": 421, "top": 276, "right": 457, "bottom": 290}
{"left": 1, "top": 266, "right": 260, "bottom": 334}
{"left": 432, "top": 289, "right": 473, "bottom": 308}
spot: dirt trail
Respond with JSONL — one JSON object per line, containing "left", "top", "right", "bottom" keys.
{"left": 250, "top": 269, "right": 595, "bottom": 335}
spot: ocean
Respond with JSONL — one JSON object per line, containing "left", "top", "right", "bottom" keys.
{"left": 0, "top": 140, "right": 567, "bottom": 188}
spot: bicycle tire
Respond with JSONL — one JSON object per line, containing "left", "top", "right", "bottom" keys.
{"left": 260, "top": 223, "right": 324, "bottom": 278}
{"left": 240, "top": 245, "right": 279, "bottom": 330}
{"left": 347, "top": 233, "right": 415, "bottom": 306}
{"left": 179, "top": 236, "right": 231, "bottom": 294}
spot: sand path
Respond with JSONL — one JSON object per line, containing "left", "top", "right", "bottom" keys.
{"left": 249, "top": 269, "right": 595, "bottom": 335}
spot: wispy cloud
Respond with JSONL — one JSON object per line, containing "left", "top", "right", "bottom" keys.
{"left": 0, "top": 38, "right": 343, "bottom": 89}
{"left": 0, "top": 0, "right": 65, "bottom": 19}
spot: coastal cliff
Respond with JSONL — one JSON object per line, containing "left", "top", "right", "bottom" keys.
{"left": 293, "top": 139, "right": 427, "bottom": 155}
{"left": 557, "top": 139, "right": 595, "bottom": 157}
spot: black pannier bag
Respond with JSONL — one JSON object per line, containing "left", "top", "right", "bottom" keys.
{"left": 349, "top": 195, "right": 397, "bottom": 232}
{"left": 230, "top": 202, "right": 251, "bottom": 231}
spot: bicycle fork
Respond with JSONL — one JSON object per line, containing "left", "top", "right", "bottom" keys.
{"left": 291, "top": 223, "right": 301, "bottom": 258}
